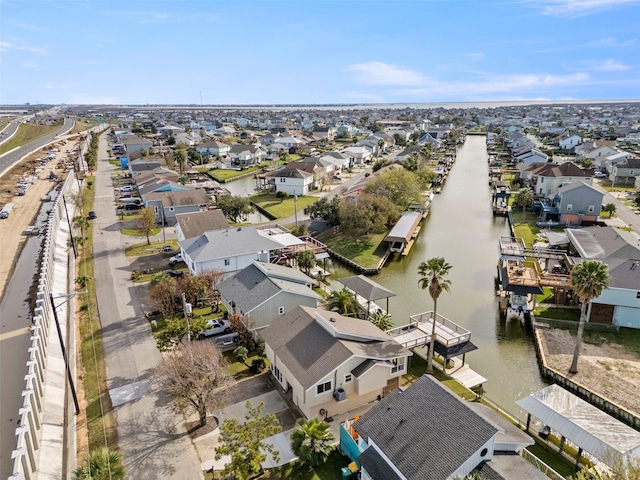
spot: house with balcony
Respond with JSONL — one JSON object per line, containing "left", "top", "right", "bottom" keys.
{"left": 340, "top": 375, "right": 542, "bottom": 480}
{"left": 530, "top": 162, "right": 593, "bottom": 199}
{"left": 195, "top": 140, "right": 231, "bottom": 158}
{"left": 144, "top": 189, "right": 210, "bottom": 225}
{"left": 261, "top": 306, "right": 412, "bottom": 420}
{"left": 228, "top": 144, "right": 264, "bottom": 166}
{"left": 268, "top": 165, "right": 315, "bottom": 195}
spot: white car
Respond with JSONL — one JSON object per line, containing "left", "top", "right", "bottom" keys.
{"left": 198, "top": 319, "right": 232, "bottom": 339}
{"left": 119, "top": 185, "right": 134, "bottom": 192}
{"left": 594, "top": 172, "right": 607, "bottom": 178}
{"left": 169, "top": 253, "right": 183, "bottom": 264}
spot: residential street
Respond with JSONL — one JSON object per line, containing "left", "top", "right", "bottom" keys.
{"left": 91, "top": 134, "right": 203, "bottom": 479}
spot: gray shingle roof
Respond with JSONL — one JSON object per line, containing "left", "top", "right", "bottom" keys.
{"left": 260, "top": 306, "right": 409, "bottom": 390}
{"left": 175, "top": 210, "right": 229, "bottom": 239}
{"left": 217, "top": 263, "right": 319, "bottom": 314}
{"left": 358, "top": 446, "right": 403, "bottom": 480}
{"left": 353, "top": 375, "right": 499, "bottom": 480}
{"left": 180, "top": 226, "right": 283, "bottom": 263}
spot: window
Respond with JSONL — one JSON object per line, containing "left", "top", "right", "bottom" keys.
{"left": 588, "top": 204, "right": 595, "bottom": 213}
{"left": 344, "top": 374, "right": 352, "bottom": 383}
{"left": 271, "top": 365, "right": 282, "bottom": 383}
{"left": 280, "top": 178, "right": 285, "bottom": 183}
{"left": 278, "top": 306, "right": 285, "bottom": 315}
{"left": 224, "top": 259, "right": 230, "bottom": 266}
{"left": 316, "top": 381, "right": 332, "bottom": 395}
{"left": 566, "top": 203, "right": 573, "bottom": 212}
{"left": 391, "top": 357, "right": 405, "bottom": 374}
{"left": 636, "top": 291, "right": 640, "bottom": 299}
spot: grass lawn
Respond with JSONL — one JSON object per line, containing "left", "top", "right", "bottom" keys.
{"left": 584, "top": 327, "right": 640, "bottom": 355}
{"left": 121, "top": 227, "right": 161, "bottom": 237}
{"left": 532, "top": 305, "right": 580, "bottom": 321}
{"left": 71, "top": 118, "right": 98, "bottom": 134}
{"left": 250, "top": 192, "right": 317, "bottom": 219}
{"left": 511, "top": 211, "right": 541, "bottom": 247}
{"left": 526, "top": 442, "right": 579, "bottom": 478}
{"left": 125, "top": 239, "right": 178, "bottom": 256}
{"left": 0, "top": 122, "right": 62, "bottom": 155}
{"left": 323, "top": 232, "right": 387, "bottom": 269}
{"left": 208, "top": 166, "right": 261, "bottom": 182}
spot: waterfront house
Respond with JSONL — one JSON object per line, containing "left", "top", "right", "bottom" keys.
{"left": 514, "top": 148, "right": 549, "bottom": 165}
{"left": 261, "top": 305, "right": 412, "bottom": 420}
{"left": 341, "top": 375, "right": 543, "bottom": 480}
{"left": 217, "top": 261, "right": 320, "bottom": 334}
{"left": 268, "top": 164, "right": 315, "bottom": 195}
{"left": 342, "top": 146, "right": 373, "bottom": 166}
{"left": 530, "top": 162, "right": 594, "bottom": 199}
{"left": 195, "top": 140, "right": 231, "bottom": 158}
{"left": 228, "top": 144, "right": 264, "bottom": 166}
{"left": 553, "top": 182, "right": 603, "bottom": 225}
{"left": 565, "top": 226, "right": 640, "bottom": 329}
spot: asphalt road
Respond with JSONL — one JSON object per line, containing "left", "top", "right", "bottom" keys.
{"left": 0, "top": 117, "right": 74, "bottom": 177}
{"left": 92, "top": 133, "right": 203, "bottom": 479}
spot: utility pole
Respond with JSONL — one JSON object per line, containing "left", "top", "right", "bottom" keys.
{"left": 181, "top": 293, "right": 192, "bottom": 343}
{"left": 294, "top": 193, "right": 298, "bottom": 227}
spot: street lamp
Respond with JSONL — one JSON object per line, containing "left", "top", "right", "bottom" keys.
{"left": 49, "top": 291, "right": 87, "bottom": 415}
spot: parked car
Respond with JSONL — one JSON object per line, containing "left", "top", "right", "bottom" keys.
{"left": 169, "top": 253, "right": 183, "bottom": 265}
{"left": 594, "top": 171, "right": 607, "bottom": 178}
{"left": 162, "top": 245, "right": 173, "bottom": 253}
{"left": 88, "top": 210, "right": 97, "bottom": 219}
{"left": 198, "top": 319, "right": 232, "bottom": 339}
{"left": 119, "top": 185, "right": 134, "bottom": 192}
{"left": 163, "top": 269, "right": 184, "bottom": 278}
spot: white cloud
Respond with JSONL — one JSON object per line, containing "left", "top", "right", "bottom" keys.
{"left": 346, "top": 62, "right": 428, "bottom": 87}
{"left": 21, "top": 61, "right": 39, "bottom": 69}
{"left": 536, "top": 0, "right": 640, "bottom": 17}
{"left": 393, "top": 72, "right": 590, "bottom": 97}
{"left": 592, "top": 59, "right": 631, "bottom": 71}
{"left": 461, "top": 52, "right": 485, "bottom": 62}
{"left": 0, "top": 39, "right": 47, "bottom": 55}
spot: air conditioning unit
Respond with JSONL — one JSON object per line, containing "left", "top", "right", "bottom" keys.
{"left": 334, "top": 388, "right": 346, "bottom": 401}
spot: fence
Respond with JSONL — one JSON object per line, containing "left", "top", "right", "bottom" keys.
{"left": 9, "top": 170, "right": 79, "bottom": 479}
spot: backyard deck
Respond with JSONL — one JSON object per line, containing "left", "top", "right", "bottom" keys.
{"left": 386, "top": 311, "right": 471, "bottom": 349}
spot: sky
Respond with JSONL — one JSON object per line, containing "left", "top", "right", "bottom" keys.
{"left": 1, "top": 0, "right": 639, "bottom": 105}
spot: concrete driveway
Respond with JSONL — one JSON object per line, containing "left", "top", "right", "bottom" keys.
{"left": 194, "top": 375, "right": 300, "bottom": 473}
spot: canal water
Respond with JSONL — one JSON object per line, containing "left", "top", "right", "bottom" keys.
{"left": 327, "top": 135, "right": 548, "bottom": 413}
{"left": 221, "top": 174, "right": 271, "bottom": 223}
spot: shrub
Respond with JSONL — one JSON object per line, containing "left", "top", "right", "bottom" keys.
{"left": 250, "top": 357, "right": 266, "bottom": 373}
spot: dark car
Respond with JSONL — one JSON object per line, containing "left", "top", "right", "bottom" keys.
{"left": 88, "top": 210, "right": 97, "bottom": 219}
{"left": 163, "top": 269, "right": 184, "bottom": 277}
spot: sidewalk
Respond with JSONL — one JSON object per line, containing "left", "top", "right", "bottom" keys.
{"left": 92, "top": 135, "right": 203, "bottom": 479}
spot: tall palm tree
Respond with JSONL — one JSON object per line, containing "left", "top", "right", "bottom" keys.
{"left": 417, "top": 257, "right": 452, "bottom": 373}
{"left": 327, "top": 288, "right": 359, "bottom": 316}
{"left": 513, "top": 188, "right": 533, "bottom": 219}
{"left": 73, "top": 448, "right": 125, "bottom": 480}
{"left": 569, "top": 260, "right": 610, "bottom": 374}
{"left": 290, "top": 418, "right": 335, "bottom": 467}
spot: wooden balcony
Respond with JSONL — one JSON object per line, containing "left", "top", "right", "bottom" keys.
{"left": 386, "top": 311, "right": 471, "bottom": 350}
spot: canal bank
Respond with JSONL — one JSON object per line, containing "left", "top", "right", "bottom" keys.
{"left": 326, "top": 135, "right": 549, "bottom": 413}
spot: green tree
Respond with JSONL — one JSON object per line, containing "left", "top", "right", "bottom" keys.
{"left": 364, "top": 168, "right": 422, "bottom": 209}
{"left": 327, "top": 288, "right": 360, "bottom": 316}
{"left": 303, "top": 196, "right": 341, "bottom": 226}
{"left": 569, "top": 260, "right": 610, "bottom": 374}
{"left": 137, "top": 207, "right": 157, "bottom": 245}
{"left": 73, "top": 215, "right": 90, "bottom": 241}
{"left": 73, "top": 448, "right": 125, "bottom": 480}
{"left": 217, "top": 195, "right": 253, "bottom": 223}
{"left": 297, "top": 249, "right": 316, "bottom": 275}
{"left": 370, "top": 310, "right": 394, "bottom": 331}
{"left": 513, "top": 187, "right": 534, "bottom": 218}
{"left": 152, "top": 341, "right": 234, "bottom": 427}
{"left": 290, "top": 418, "right": 335, "bottom": 467}
{"left": 339, "top": 194, "right": 400, "bottom": 235}
{"left": 417, "top": 257, "right": 453, "bottom": 373}
{"left": 215, "top": 401, "right": 282, "bottom": 480}
{"left": 602, "top": 203, "right": 616, "bottom": 217}
{"left": 405, "top": 152, "right": 419, "bottom": 171}
{"left": 174, "top": 148, "right": 187, "bottom": 174}
{"left": 233, "top": 345, "right": 249, "bottom": 365}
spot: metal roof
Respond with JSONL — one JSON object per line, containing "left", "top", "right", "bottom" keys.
{"left": 339, "top": 275, "right": 396, "bottom": 302}
{"left": 516, "top": 385, "right": 640, "bottom": 465}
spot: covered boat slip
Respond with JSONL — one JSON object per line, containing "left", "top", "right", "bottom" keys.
{"left": 517, "top": 385, "right": 640, "bottom": 467}
{"left": 339, "top": 274, "right": 396, "bottom": 315}
{"left": 384, "top": 211, "right": 422, "bottom": 254}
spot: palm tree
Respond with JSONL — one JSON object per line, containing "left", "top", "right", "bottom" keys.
{"left": 513, "top": 188, "right": 533, "bottom": 218}
{"left": 327, "top": 288, "right": 359, "bottom": 316}
{"left": 73, "top": 448, "right": 125, "bottom": 480}
{"left": 569, "top": 260, "right": 610, "bottom": 374}
{"left": 290, "top": 418, "right": 335, "bottom": 467}
{"left": 370, "top": 310, "right": 393, "bottom": 331}
{"left": 417, "top": 257, "right": 452, "bottom": 373}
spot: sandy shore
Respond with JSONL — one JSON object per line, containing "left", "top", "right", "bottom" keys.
{"left": 537, "top": 327, "right": 640, "bottom": 417}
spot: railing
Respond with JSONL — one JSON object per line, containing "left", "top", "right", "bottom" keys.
{"left": 521, "top": 448, "right": 567, "bottom": 480}
{"left": 404, "top": 311, "right": 472, "bottom": 347}
{"left": 10, "top": 170, "right": 79, "bottom": 479}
